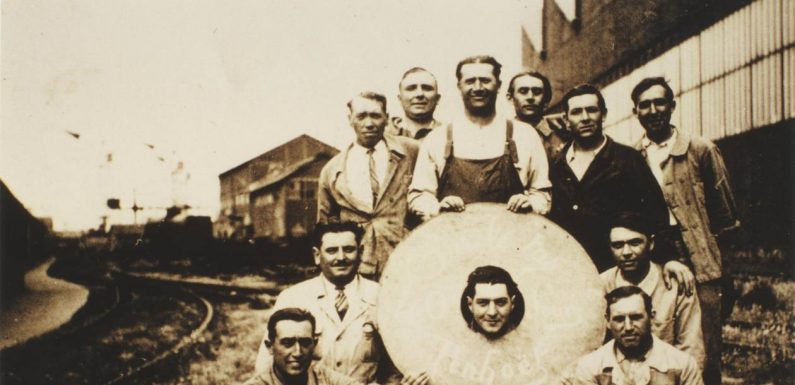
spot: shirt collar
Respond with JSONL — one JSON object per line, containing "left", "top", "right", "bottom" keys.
{"left": 615, "top": 263, "right": 661, "bottom": 297}
{"left": 320, "top": 274, "right": 360, "bottom": 300}
{"left": 641, "top": 127, "right": 678, "bottom": 150}
{"left": 352, "top": 139, "right": 387, "bottom": 155}
{"left": 566, "top": 135, "right": 607, "bottom": 163}
{"left": 613, "top": 335, "right": 672, "bottom": 372}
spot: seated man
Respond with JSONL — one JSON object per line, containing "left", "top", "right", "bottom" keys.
{"left": 602, "top": 212, "right": 705, "bottom": 367}
{"left": 244, "top": 308, "right": 363, "bottom": 385}
{"left": 566, "top": 286, "right": 703, "bottom": 385}
{"left": 460, "top": 265, "right": 525, "bottom": 339}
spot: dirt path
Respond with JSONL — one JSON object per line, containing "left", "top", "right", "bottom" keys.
{"left": 0, "top": 258, "right": 89, "bottom": 350}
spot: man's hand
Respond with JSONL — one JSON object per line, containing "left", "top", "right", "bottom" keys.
{"left": 506, "top": 194, "right": 533, "bottom": 213}
{"left": 663, "top": 260, "right": 695, "bottom": 296}
{"left": 401, "top": 372, "right": 430, "bottom": 385}
{"left": 439, "top": 196, "right": 465, "bottom": 212}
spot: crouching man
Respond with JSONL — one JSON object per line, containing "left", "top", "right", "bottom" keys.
{"left": 244, "top": 308, "right": 363, "bottom": 385}
{"left": 566, "top": 286, "right": 703, "bottom": 385}
{"left": 602, "top": 211, "right": 705, "bottom": 367}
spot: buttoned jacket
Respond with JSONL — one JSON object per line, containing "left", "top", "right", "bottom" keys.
{"left": 255, "top": 276, "right": 399, "bottom": 385}
{"left": 317, "top": 135, "right": 419, "bottom": 277}
{"left": 635, "top": 130, "right": 740, "bottom": 282}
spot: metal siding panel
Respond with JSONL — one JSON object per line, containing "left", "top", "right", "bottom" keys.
{"left": 742, "top": 6, "right": 753, "bottom": 66}
{"left": 726, "top": 71, "right": 735, "bottom": 136}
{"left": 680, "top": 90, "right": 701, "bottom": 134}
{"left": 740, "top": 67, "right": 753, "bottom": 133}
{"left": 605, "top": 119, "right": 629, "bottom": 146}
{"left": 702, "top": 82, "right": 712, "bottom": 138}
{"left": 766, "top": 0, "right": 773, "bottom": 52}
{"left": 752, "top": 0, "right": 762, "bottom": 58}
{"left": 716, "top": 78, "right": 726, "bottom": 139}
{"left": 700, "top": 28, "right": 711, "bottom": 82}
{"left": 772, "top": 0, "right": 782, "bottom": 51}
{"left": 785, "top": 0, "right": 795, "bottom": 45}
{"left": 725, "top": 12, "right": 737, "bottom": 72}
{"left": 771, "top": 53, "right": 783, "bottom": 123}
{"left": 681, "top": 36, "right": 701, "bottom": 91}
{"left": 786, "top": 47, "right": 795, "bottom": 119}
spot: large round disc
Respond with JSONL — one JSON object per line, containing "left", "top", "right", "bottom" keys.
{"left": 378, "top": 203, "right": 605, "bottom": 385}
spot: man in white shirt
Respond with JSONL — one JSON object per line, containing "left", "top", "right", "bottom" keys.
{"left": 409, "top": 55, "right": 551, "bottom": 221}
{"left": 387, "top": 67, "right": 444, "bottom": 141}
{"left": 317, "top": 92, "right": 420, "bottom": 279}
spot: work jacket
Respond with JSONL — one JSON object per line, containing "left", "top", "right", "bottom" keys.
{"left": 317, "top": 135, "right": 419, "bottom": 278}
{"left": 636, "top": 129, "right": 740, "bottom": 282}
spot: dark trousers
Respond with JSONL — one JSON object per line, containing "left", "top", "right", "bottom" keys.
{"left": 698, "top": 280, "right": 723, "bottom": 385}
{"left": 663, "top": 225, "right": 723, "bottom": 385}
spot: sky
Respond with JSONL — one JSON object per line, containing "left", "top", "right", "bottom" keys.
{"left": 1, "top": 0, "right": 542, "bottom": 231}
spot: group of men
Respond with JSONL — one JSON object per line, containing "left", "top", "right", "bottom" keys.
{"left": 245, "top": 54, "right": 740, "bottom": 385}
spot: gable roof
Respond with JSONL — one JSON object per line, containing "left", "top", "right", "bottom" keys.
{"left": 248, "top": 152, "right": 331, "bottom": 195}
{"left": 219, "top": 134, "right": 338, "bottom": 178}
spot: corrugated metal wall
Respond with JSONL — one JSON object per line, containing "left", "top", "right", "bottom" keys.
{"left": 602, "top": 0, "right": 793, "bottom": 145}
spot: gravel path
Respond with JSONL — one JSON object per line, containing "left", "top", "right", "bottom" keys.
{"left": 0, "top": 258, "right": 88, "bottom": 350}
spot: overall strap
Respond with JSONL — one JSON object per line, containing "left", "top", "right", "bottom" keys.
{"left": 444, "top": 123, "right": 454, "bottom": 160}
{"left": 505, "top": 120, "right": 519, "bottom": 164}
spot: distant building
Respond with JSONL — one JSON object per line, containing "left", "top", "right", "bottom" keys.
{"left": 108, "top": 224, "right": 144, "bottom": 251}
{"left": 521, "top": 0, "right": 793, "bottom": 252}
{"left": 1, "top": 180, "right": 49, "bottom": 308}
{"left": 217, "top": 135, "right": 339, "bottom": 241}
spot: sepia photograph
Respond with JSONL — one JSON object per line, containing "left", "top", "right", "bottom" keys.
{"left": 1, "top": 0, "right": 792, "bottom": 384}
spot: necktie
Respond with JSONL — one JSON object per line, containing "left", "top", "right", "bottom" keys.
{"left": 367, "top": 148, "right": 379, "bottom": 208}
{"left": 335, "top": 287, "right": 348, "bottom": 320}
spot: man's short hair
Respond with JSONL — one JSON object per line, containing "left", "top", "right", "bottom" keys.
{"left": 267, "top": 307, "right": 316, "bottom": 342}
{"left": 347, "top": 91, "right": 387, "bottom": 113}
{"left": 611, "top": 211, "right": 655, "bottom": 238}
{"left": 630, "top": 77, "right": 675, "bottom": 105}
{"left": 312, "top": 221, "right": 365, "bottom": 248}
{"left": 399, "top": 67, "right": 437, "bottom": 87}
{"left": 561, "top": 83, "right": 606, "bottom": 114}
{"left": 605, "top": 286, "right": 653, "bottom": 317}
{"left": 507, "top": 71, "right": 552, "bottom": 106}
{"left": 455, "top": 55, "right": 502, "bottom": 81}
{"left": 460, "top": 265, "right": 525, "bottom": 328}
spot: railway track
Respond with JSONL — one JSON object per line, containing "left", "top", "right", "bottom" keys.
{"left": 0, "top": 275, "right": 215, "bottom": 385}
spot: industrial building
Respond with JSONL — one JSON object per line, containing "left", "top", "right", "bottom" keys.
{"left": 522, "top": 0, "right": 793, "bottom": 252}
{"left": 217, "top": 135, "right": 339, "bottom": 241}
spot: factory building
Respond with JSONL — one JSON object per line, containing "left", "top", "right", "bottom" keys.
{"left": 217, "top": 135, "right": 339, "bottom": 241}
{"left": 522, "top": 0, "right": 793, "bottom": 251}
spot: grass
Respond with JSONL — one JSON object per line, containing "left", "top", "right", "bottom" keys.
{"left": 156, "top": 295, "right": 275, "bottom": 384}
{"left": 723, "top": 275, "right": 794, "bottom": 385}
{"left": 0, "top": 290, "right": 202, "bottom": 385}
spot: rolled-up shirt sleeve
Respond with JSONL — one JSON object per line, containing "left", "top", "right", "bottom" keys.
{"left": 408, "top": 129, "right": 446, "bottom": 217}
{"left": 516, "top": 120, "right": 552, "bottom": 214}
